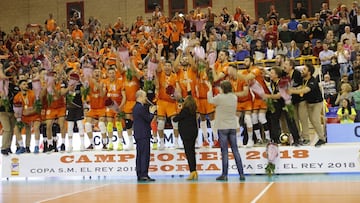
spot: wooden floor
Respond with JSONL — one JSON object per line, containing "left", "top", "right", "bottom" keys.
{"left": 1, "top": 174, "right": 360, "bottom": 203}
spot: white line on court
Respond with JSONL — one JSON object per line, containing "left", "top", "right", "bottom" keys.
{"left": 35, "top": 183, "right": 111, "bottom": 203}
{"left": 250, "top": 182, "right": 274, "bottom": 203}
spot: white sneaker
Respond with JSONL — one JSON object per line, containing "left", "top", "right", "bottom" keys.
{"left": 127, "top": 142, "right": 134, "bottom": 151}
{"left": 174, "top": 142, "right": 180, "bottom": 149}
{"left": 67, "top": 146, "right": 73, "bottom": 153}
{"left": 80, "top": 145, "right": 85, "bottom": 152}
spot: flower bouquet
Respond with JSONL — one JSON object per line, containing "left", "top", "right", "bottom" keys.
{"left": 32, "top": 79, "right": 43, "bottom": 114}
{"left": 46, "top": 72, "right": 55, "bottom": 106}
{"left": 265, "top": 142, "right": 279, "bottom": 177}
{"left": 13, "top": 102, "right": 25, "bottom": 131}
{"left": 81, "top": 81, "right": 90, "bottom": 101}
{"left": 278, "top": 76, "right": 295, "bottom": 119}
{"left": 194, "top": 45, "right": 205, "bottom": 60}
{"left": 249, "top": 79, "right": 265, "bottom": 99}
{"left": 105, "top": 98, "right": 121, "bottom": 113}
{"left": 143, "top": 79, "right": 154, "bottom": 92}
{"left": 118, "top": 47, "right": 130, "bottom": 68}
{"left": 147, "top": 61, "right": 158, "bottom": 80}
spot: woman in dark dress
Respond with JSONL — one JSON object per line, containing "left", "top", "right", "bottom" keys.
{"left": 173, "top": 82, "right": 198, "bottom": 180}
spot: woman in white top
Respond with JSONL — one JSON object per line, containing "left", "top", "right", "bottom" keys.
{"left": 335, "top": 42, "right": 351, "bottom": 77}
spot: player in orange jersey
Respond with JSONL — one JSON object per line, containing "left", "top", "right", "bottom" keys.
{"left": 228, "top": 65, "right": 253, "bottom": 147}
{"left": 155, "top": 60, "right": 181, "bottom": 150}
{"left": 123, "top": 61, "right": 143, "bottom": 150}
{"left": 14, "top": 80, "right": 41, "bottom": 154}
{"left": 238, "top": 56, "right": 271, "bottom": 147}
{"left": 104, "top": 67, "right": 126, "bottom": 151}
{"left": 45, "top": 71, "right": 67, "bottom": 152}
{"left": 84, "top": 68, "right": 108, "bottom": 150}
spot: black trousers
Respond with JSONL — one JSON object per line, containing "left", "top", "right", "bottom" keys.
{"left": 270, "top": 103, "right": 300, "bottom": 143}
{"left": 181, "top": 135, "right": 197, "bottom": 172}
{"left": 135, "top": 138, "right": 150, "bottom": 178}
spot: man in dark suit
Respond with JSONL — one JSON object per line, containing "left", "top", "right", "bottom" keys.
{"left": 133, "top": 90, "right": 157, "bottom": 182}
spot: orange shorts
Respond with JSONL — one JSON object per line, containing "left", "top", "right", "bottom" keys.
{"left": 105, "top": 108, "right": 117, "bottom": 118}
{"left": 46, "top": 107, "right": 66, "bottom": 120}
{"left": 252, "top": 98, "right": 267, "bottom": 110}
{"left": 40, "top": 109, "right": 47, "bottom": 121}
{"left": 123, "top": 101, "right": 136, "bottom": 114}
{"left": 157, "top": 99, "right": 177, "bottom": 117}
{"left": 86, "top": 108, "right": 106, "bottom": 119}
{"left": 22, "top": 114, "right": 41, "bottom": 124}
{"left": 197, "top": 98, "right": 215, "bottom": 115}
{"left": 237, "top": 100, "right": 253, "bottom": 111}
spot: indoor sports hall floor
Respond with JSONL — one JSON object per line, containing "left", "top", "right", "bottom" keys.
{"left": 1, "top": 173, "right": 360, "bottom": 203}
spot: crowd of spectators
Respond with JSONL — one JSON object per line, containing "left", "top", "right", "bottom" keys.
{"left": 1, "top": 1, "right": 360, "bottom": 154}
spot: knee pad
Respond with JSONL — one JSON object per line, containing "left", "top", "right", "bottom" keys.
{"left": 115, "top": 121, "right": 123, "bottom": 132}
{"left": 171, "top": 120, "right": 178, "bottom": 130}
{"left": 244, "top": 114, "right": 253, "bottom": 128}
{"left": 76, "top": 120, "right": 85, "bottom": 135}
{"left": 251, "top": 113, "right": 259, "bottom": 124}
{"left": 85, "top": 122, "right": 92, "bottom": 133}
{"left": 157, "top": 119, "right": 165, "bottom": 131}
{"left": 107, "top": 122, "right": 114, "bottom": 133}
{"left": 99, "top": 122, "right": 106, "bottom": 134}
{"left": 125, "top": 119, "right": 133, "bottom": 130}
{"left": 258, "top": 113, "right": 267, "bottom": 124}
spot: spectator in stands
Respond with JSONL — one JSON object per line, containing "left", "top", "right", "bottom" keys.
{"left": 338, "top": 5, "right": 350, "bottom": 37}
{"left": 220, "top": 7, "right": 231, "bottom": 23}
{"left": 205, "top": 7, "right": 217, "bottom": 33}
{"left": 323, "top": 30, "right": 338, "bottom": 51}
{"left": 287, "top": 40, "right": 301, "bottom": 59}
{"left": 351, "top": 83, "right": 360, "bottom": 121}
{"left": 319, "top": 43, "right": 335, "bottom": 75}
{"left": 300, "top": 14, "right": 311, "bottom": 32}
{"left": 349, "top": 1, "right": 360, "bottom": 35}
{"left": 267, "top": 4, "right": 279, "bottom": 23}
{"left": 323, "top": 19, "right": 339, "bottom": 42}
{"left": 352, "top": 52, "right": 360, "bottom": 87}
{"left": 337, "top": 98, "right": 356, "bottom": 123}
{"left": 319, "top": 2, "right": 332, "bottom": 23}
{"left": 264, "top": 25, "right": 277, "bottom": 46}
{"left": 293, "top": 2, "right": 308, "bottom": 19}
{"left": 288, "top": 13, "right": 299, "bottom": 31}
{"left": 301, "top": 41, "right": 313, "bottom": 56}
{"left": 251, "top": 39, "right": 265, "bottom": 61}
{"left": 217, "top": 34, "right": 231, "bottom": 52}
{"left": 322, "top": 73, "right": 338, "bottom": 107}
{"left": 309, "top": 21, "right": 325, "bottom": 47}
{"left": 340, "top": 26, "right": 356, "bottom": 44}
{"left": 335, "top": 82, "right": 353, "bottom": 106}
{"left": 274, "top": 40, "right": 288, "bottom": 56}
{"left": 265, "top": 41, "right": 275, "bottom": 60}
{"left": 294, "top": 24, "right": 308, "bottom": 49}
{"left": 335, "top": 42, "right": 351, "bottom": 77}
{"left": 313, "top": 40, "right": 324, "bottom": 57}
{"left": 278, "top": 24, "right": 293, "bottom": 48}
{"left": 234, "top": 43, "right": 249, "bottom": 61}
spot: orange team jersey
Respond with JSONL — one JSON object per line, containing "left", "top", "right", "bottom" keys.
{"left": 157, "top": 70, "right": 179, "bottom": 102}
{"left": 177, "top": 67, "right": 197, "bottom": 98}
{"left": 104, "top": 78, "right": 125, "bottom": 105}
{"left": 46, "top": 19, "right": 56, "bottom": 32}
{"left": 196, "top": 70, "right": 210, "bottom": 99}
{"left": 213, "top": 61, "right": 229, "bottom": 86}
{"left": 71, "top": 29, "right": 83, "bottom": 40}
{"left": 47, "top": 83, "right": 66, "bottom": 109}
{"left": 88, "top": 80, "right": 107, "bottom": 109}
{"left": 124, "top": 76, "right": 141, "bottom": 102}
{"left": 231, "top": 77, "right": 252, "bottom": 102}
{"left": 14, "top": 90, "right": 36, "bottom": 111}
{"left": 249, "top": 66, "right": 270, "bottom": 98}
